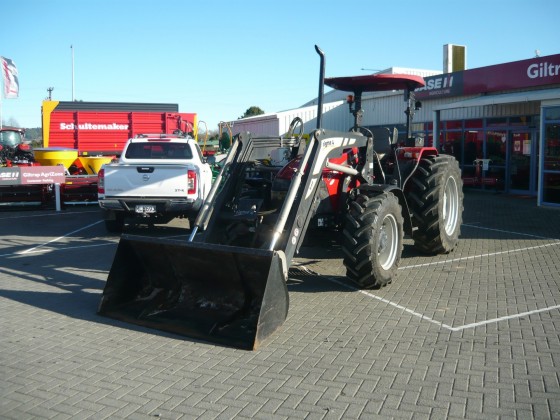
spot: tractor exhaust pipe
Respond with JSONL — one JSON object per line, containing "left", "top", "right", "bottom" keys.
{"left": 315, "top": 45, "right": 325, "bottom": 129}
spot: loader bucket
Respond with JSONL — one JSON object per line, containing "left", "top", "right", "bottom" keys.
{"left": 98, "top": 235, "right": 289, "bottom": 350}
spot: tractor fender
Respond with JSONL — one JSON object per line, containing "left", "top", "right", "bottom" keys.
{"left": 357, "top": 184, "right": 414, "bottom": 236}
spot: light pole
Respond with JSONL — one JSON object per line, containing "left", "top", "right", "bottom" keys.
{"left": 71, "top": 45, "right": 75, "bottom": 101}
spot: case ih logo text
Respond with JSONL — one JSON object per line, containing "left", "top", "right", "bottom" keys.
{"left": 0, "top": 170, "right": 19, "bottom": 180}
{"left": 527, "top": 62, "right": 560, "bottom": 79}
{"left": 60, "top": 122, "right": 129, "bottom": 130}
{"left": 415, "top": 75, "right": 454, "bottom": 95}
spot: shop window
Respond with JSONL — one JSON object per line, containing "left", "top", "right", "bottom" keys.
{"left": 543, "top": 173, "right": 560, "bottom": 203}
{"left": 465, "top": 119, "right": 483, "bottom": 129}
{"left": 544, "top": 123, "right": 560, "bottom": 171}
{"left": 510, "top": 132, "right": 532, "bottom": 190}
{"left": 485, "top": 130, "right": 507, "bottom": 165}
{"left": 483, "top": 130, "right": 507, "bottom": 192}
{"left": 464, "top": 130, "right": 483, "bottom": 164}
{"left": 441, "top": 131, "right": 462, "bottom": 162}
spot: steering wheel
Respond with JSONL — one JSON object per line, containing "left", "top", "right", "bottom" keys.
{"left": 287, "top": 117, "right": 304, "bottom": 142}
{"left": 351, "top": 126, "right": 374, "bottom": 139}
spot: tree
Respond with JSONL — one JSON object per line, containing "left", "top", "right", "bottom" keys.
{"left": 239, "top": 106, "right": 264, "bottom": 119}
{"left": 25, "top": 127, "right": 43, "bottom": 143}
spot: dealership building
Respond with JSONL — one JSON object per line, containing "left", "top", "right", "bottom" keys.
{"left": 231, "top": 49, "right": 560, "bottom": 207}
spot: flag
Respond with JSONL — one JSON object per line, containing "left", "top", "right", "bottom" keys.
{"left": 1, "top": 56, "right": 19, "bottom": 99}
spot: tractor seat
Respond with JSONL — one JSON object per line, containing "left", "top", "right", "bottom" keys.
{"left": 372, "top": 127, "right": 396, "bottom": 159}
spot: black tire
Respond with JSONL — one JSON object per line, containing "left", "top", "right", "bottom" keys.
{"left": 342, "top": 192, "right": 404, "bottom": 288}
{"left": 407, "top": 155, "right": 464, "bottom": 254}
{"left": 104, "top": 212, "right": 125, "bottom": 234}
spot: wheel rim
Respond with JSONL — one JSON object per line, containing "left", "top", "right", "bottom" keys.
{"left": 378, "top": 213, "right": 399, "bottom": 270}
{"left": 443, "top": 176, "right": 459, "bottom": 236}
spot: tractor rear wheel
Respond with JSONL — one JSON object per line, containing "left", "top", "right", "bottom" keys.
{"left": 407, "top": 155, "right": 463, "bottom": 254}
{"left": 342, "top": 192, "right": 404, "bottom": 288}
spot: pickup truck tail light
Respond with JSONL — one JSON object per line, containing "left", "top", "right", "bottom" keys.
{"left": 187, "top": 170, "right": 196, "bottom": 195}
{"left": 98, "top": 168, "right": 105, "bottom": 194}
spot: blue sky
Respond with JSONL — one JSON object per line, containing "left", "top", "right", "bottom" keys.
{"left": 2, "top": 0, "right": 559, "bottom": 132}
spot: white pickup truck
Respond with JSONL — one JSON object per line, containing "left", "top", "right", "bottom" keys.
{"left": 98, "top": 134, "right": 212, "bottom": 232}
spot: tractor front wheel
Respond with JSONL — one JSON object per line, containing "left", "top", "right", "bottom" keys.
{"left": 342, "top": 192, "right": 404, "bottom": 288}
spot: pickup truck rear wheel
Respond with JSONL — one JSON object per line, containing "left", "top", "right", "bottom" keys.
{"left": 104, "top": 212, "right": 124, "bottom": 233}
{"left": 342, "top": 192, "right": 404, "bottom": 288}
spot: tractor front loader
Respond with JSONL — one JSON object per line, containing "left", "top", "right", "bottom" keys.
{"left": 98, "top": 46, "right": 463, "bottom": 350}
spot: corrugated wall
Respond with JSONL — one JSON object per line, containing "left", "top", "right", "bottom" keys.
{"left": 359, "top": 93, "right": 541, "bottom": 127}
{"left": 229, "top": 101, "right": 349, "bottom": 137}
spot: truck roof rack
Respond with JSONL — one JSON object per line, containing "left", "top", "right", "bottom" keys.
{"left": 133, "top": 133, "right": 190, "bottom": 139}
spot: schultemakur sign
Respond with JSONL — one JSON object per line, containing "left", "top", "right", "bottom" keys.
{"left": 59, "top": 122, "right": 130, "bottom": 130}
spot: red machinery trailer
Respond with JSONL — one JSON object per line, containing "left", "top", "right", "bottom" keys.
{"left": 42, "top": 101, "right": 197, "bottom": 157}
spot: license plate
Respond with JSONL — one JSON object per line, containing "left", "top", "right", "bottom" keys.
{"left": 135, "top": 204, "right": 156, "bottom": 213}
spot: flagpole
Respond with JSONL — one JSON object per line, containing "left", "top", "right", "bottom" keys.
{"left": 0, "top": 72, "right": 3, "bottom": 129}
{"left": 71, "top": 45, "right": 75, "bottom": 101}
{"left": 0, "top": 59, "right": 3, "bottom": 129}
{"left": 0, "top": 58, "right": 3, "bottom": 128}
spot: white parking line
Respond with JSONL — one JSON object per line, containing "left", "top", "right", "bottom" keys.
{"left": 0, "top": 220, "right": 104, "bottom": 257}
{"left": 322, "top": 274, "right": 455, "bottom": 330}
{"left": 323, "top": 273, "right": 560, "bottom": 332}
{"left": 399, "top": 241, "right": 560, "bottom": 270}
{"left": 447, "top": 305, "right": 560, "bottom": 332}
{"left": 0, "top": 229, "right": 189, "bottom": 258}
{"left": 13, "top": 242, "right": 115, "bottom": 256}
{"left": 400, "top": 222, "right": 560, "bottom": 270}
{"left": 462, "top": 223, "right": 556, "bottom": 240}
{"left": 0, "top": 210, "right": 99, "bottom": 221}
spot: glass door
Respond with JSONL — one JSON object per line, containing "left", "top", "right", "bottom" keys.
{"left": 509, "top": 130, "right": 538, "bottom": 193}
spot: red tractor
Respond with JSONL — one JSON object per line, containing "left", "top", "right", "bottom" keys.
{"left": 99, "top": 46, "right": 464, "bottom": 349}
{"left": 0, "top": 126, "right": 34, "bottom": 166}
{"left": 270, "top": 61, "right": 463, "bottom": 287}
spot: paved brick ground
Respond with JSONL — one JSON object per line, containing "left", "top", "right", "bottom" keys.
{"left": 1, "top": 191, "right": 559, "bottom": 419}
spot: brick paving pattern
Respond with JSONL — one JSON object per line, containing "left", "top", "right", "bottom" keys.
{"left": 1, "top": 191, "right": 559, "bottom": 419}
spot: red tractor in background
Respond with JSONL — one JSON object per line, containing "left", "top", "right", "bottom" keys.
{"left": 0, "top": 126, "right": 34, "bottom": 166}
{"left": 0, "top": 127, "right": 52, "bottom": 205}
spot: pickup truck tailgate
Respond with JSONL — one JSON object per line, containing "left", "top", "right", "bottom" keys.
{"left": 103, "top": 164, "right": 198, "bottom": 198}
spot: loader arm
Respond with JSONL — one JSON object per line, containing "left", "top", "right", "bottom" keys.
{"left": 269, "top": 129, "right": 369, "bottom": 264}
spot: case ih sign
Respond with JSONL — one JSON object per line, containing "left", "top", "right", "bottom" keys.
{"left": 416, "top": 53, "right": 560, "bottom": 99}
